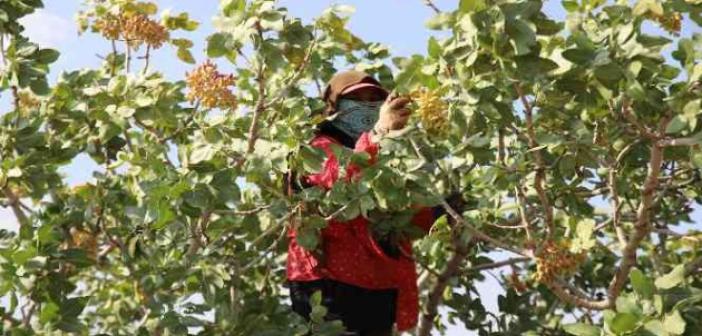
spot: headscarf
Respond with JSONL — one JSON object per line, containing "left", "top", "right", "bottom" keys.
{"left": 318, "top": 70, "right": 388, "bottom": 145}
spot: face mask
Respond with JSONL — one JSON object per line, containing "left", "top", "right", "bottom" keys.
{"left": 330, "top": 99, "right": 382, "bottom": 140}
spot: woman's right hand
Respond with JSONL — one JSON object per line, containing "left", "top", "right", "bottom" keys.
{"left": 374, "top": 92, "right": 412, "bottom": 134}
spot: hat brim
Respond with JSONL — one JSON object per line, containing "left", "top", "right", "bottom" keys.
{"left": 340, "top": 82, "right": 388, "bottom": 97}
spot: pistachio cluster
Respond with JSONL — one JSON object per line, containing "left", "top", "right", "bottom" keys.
{"left": 94, "top": 12, "right": 169, "bottom": 49}
{"left": 17, "top": 90, "right": 40, "bottom": 113}
{"left": 410, "top": 89, "right": 448, "bottom": 135}
{"left": 653, "top": 12, "right": 682, "bottom": 35}
{"left": 186, "top": 60, "right": 237, "bottom": 109}
{"left": 69, "top": 227, "right": 98, "bottom": 260}
{"left": 533, "top": 240, "right": 586, "bottom": 284}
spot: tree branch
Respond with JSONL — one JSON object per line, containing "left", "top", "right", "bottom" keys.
{"left": 515, "top": 84, "right": 554, "bottom": 237}
{"left": 417, "top": 225, "right": 470, "bottom": 336}
{"left": 2, "top": 186, "right": 30, "bottom": 227}
{"left": 545, "top": 280, "right": 611, "bottom": 310}
{"left": 606, "top": 117, "right": 668, "bottom": 301}
{"left": 658, "top": 137, "right": 701, "bottom": 147}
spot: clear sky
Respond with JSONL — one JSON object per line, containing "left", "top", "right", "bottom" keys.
{"left": 2, "top": 1, "right": 700, "bottom": 335}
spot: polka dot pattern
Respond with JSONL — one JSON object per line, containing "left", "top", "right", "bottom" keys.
{"left": 286, "top": 133, "right": 436, "bottom": 332}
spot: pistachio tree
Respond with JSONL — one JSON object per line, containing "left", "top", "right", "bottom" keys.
{"left": 1, "top": 0, "right": 701, "bottom": 335}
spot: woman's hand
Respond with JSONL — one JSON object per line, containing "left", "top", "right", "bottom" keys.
{"left": 374, "top": 91, "right": 412, "bottom": 135}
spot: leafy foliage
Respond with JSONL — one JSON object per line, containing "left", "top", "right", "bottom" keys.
{"left": 0, "top": 0, "right": 701, "bottom": 335}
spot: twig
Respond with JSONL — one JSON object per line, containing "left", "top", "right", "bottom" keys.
{"left": 615, "top": 139, "right": 641, "bottom": 167}
{"left": 607, "top": 167, "right": 628, "bottom": 248}
{"left": 125, "top": 41, "right": 131, "bottom": 73}
{"left": 464, "top": 257, "right": 530, "bottom": 273}
{"left": 187, "top": 210, "right": 212, "bottom": 255}
{"left": 514, "top": 186, "right": 533, "bottom": 241}
{"left": 159, "top": 102, "right": 200, "bottom": 144}
{"left": 617, "top": 99, "right": 658, "bottom": 140}
{"left": 236, "top": 39, "right": 267, "bottom": 167}
{"left": 21, "top": 301, "right": 36, "bottom": 328}
{"left": 142, "top": 45, "right": 151, "bottom": 74}
{"left": 214, "top": 205, "right": 271, "bottom": 216}
{"left": 439, "top": 198, "right": 531, "bottom": 257}
{"left": 242, "top": 224, "right": 288, "bottom": 272}
{"left": 658, "top": 137, "right": 701, "bottom": 147}
{"left": 515, "top": 83, "right": 554, "bottom": 237}
{"left": 422, "top": 0, "right": 442, "bottom": 14}
{"left": 264, "top": 36, "right": 318, "bottom": 109}
{"left": 110, "top": 40, "right": 118, "bottom": 76}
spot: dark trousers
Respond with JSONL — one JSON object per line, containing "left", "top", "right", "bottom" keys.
{"left": 288, "top": 279, "right": 397, "bottom": 336}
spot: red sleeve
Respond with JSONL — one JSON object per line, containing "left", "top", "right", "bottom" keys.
{"left": 304, "top": 135, "right": 341, "bottom": 189}
{"left": 304, "top": 132, "right": 378, "bottom": 189}
{"left": 411, "top": 207, "right": 437, "bottom": 234}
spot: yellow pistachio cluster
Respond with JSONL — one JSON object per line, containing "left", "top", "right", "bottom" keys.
{"left": 532, "top": 240, "right": 586, "bottom": 284}
{"left": 653, "top": 12, "right": 682, "bottom": 35}
{"left": 17, "top": 90, "right": 40, "bottom": 113}
{"left": 410, "top": 89, "right": 449, "bottom": 135}
{"left": 186, "top": 60, "right": 237, "bottom": 110}
{"left": 94, "top": 12, "right": 169, "bottom": 49}
{"left": 69, "top": 227, "right": 98, "bottom": 260}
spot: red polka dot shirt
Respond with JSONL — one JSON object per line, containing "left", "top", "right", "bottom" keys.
{"left": 286, "top": 132, "right": 437, "bottom": 332}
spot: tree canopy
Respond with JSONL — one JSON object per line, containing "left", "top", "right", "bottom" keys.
{"left": 1, "top": 0, "right": 701, "bottom": 335}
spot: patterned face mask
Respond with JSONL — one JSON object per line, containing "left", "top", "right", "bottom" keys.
{"left": 330, "top": 99, "right": 383, "bottom": 140}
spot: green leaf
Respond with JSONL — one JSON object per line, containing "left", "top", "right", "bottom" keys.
{"left": 207, "top": 33, "right": 229, "bottom": 58}
{"left": 296, "top": 228, "right": 319, "bottom": 251}
{"left": 506, "top": 19, "right": 536, "bottom": 56}
{"left": 663, "top": 310, "right": 686, "bottom": 335}
{"left": 171, "top": 38, "right": 194, "bottom": 49}
{"left": 190, "top": 144, "right": 216, "bottom": 164}
{"left": 616, "top": 295, "right": 642, "bottom": 316}
{"left": 60, "top": 296, "right": 89, "bottom": 318}
{"left": 655, "top": 265, "right": 685, "bottom": 289}
{"left": 16, "top": 44, "right": 39, "bottom": 57}
{"left": 682, "top": 99, "right": 700, "bottom": 118}
{"left": 425, "top": 12, "right": 453, "bottom": 30}
{"left": 310, "top": 290, "right": 323, "bottom": 306}
{"left": 34, "top": 49, "right": 60, "bottom": 64}
{"left": 666, "top": 115, "right": 688, "bottom": 134}
{"left": 30, "top": 78, "right": 50, "bottom": 95}
{"left": 427, "top": 36, "right": 441, "bottom": 59}
{"left": 177, "top": 48, "right": 196, "bottom": 64}
{"left": 459, "top": 0, "right": 487, "bottom": 12}
{"left": 644, "top": 320, "right": 666, "bottom": 335}
{"left": 630, "top": 268, "right": 654, "bottom": 299}
{"left": 562, "top": 1, "right": 580, "bottom": 12}
{"left": 609, "top": 313, "right": 639, "bottom": 334}
{"left": 310, "top": 304, "right": 327, "bottom": 323}
{"left": 562, "top": 49, "right": 595, "bottom": 65}
{"left": 299, "top": 145, "right": 325, "bottom": 173}
{"left": 571, "top": 218, "right": 595, "bottom": 252}
{"left": 692, "top": 149, "right": 702, "bottom": 169}
{"left": 39, "top": 301, "right": 60, "bottom": 324}
{"left": 563, "top": 323, "right": 601, "bottom": 336}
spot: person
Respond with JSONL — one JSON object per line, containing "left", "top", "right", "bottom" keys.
{"left": 286, "top": 70, "right": 440, "bottom": 336}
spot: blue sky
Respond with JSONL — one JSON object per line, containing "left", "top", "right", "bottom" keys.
{"left": 2, "top": 1, "right": 701, "bottom": 335}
